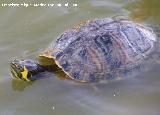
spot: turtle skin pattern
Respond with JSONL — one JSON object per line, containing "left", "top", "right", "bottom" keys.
{"left": 47, "top": 18, "right": 156, "bottom": 82}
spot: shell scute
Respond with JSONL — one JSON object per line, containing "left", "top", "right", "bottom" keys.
{"left": 61, "top": 61, "right": 70, "bottom": 72}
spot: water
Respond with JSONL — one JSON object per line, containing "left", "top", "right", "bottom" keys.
{"left": 0, "top": 0, "right": 160, "bottom": 115}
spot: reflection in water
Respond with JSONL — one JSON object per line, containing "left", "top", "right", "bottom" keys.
{"left": 11, "top": 70, "right": 67, "bottom": 91}
{"left": 125, "top": 0, "right": 160, "bottom": 24}
{"left": 12, "top": 79, "right": 34, "bottom": 91}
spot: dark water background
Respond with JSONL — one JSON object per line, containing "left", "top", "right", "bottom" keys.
{"left": 0, "top": 0, "right": 160, "bottom": 115}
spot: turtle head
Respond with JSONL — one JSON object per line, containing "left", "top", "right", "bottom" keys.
{"left": 10, "top": 59, "right": 46, "bottom": 81}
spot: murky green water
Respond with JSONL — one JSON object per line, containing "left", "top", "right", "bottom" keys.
{"left": 0, "top": 0, "right": 160, "bottom": 115}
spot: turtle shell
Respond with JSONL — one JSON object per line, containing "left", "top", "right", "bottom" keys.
{"left": 41, "top": 18, "right": 156, "bottom": 82}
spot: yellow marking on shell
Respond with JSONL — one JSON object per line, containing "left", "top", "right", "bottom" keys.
{"left": 39, "top": 50, "right": 56, "bottom": 65}
{"left": 39, "top": 49, "right": 63, "bottom": 66}
{"left": 39, "top": 52, "right": 52, "bottom": 58}
{"left": 21, "top": 66, "right": 30, "bottom": 81}
{"left": 73, "top": 20, "right": 91, "bottom": 31}
{"left": 39, "top": 49, "right": 62, "bottom": 59}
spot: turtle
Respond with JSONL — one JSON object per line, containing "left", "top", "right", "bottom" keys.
{"left": 10, "top": 17, "right": 158, "bottom": 83}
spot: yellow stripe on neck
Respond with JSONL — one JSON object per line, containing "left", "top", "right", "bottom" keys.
{"left": 11, "top": 67, "right": 21, "bottom": 80}
{"left": 21, "top": 66, "right": 30, "bottom": 81}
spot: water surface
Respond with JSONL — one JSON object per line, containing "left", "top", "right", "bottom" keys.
{"left": 0, "top": 0, "right": 160, "bottom": 115}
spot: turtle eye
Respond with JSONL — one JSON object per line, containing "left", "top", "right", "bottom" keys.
{"left": 17, "top": 66, "right": 23, "bottom": 71}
